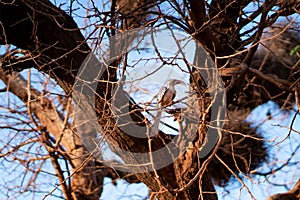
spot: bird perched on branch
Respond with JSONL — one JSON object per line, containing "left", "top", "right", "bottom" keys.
{"left": 151, "top": 79, "right": 186, "bottom": 135}
{"left": 157, "top": 79, "right": 185, "bottom": 107}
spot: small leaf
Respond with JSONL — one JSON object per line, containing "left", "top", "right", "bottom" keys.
{"left": 290, "top": 45, "right": 300, "bottom": 55}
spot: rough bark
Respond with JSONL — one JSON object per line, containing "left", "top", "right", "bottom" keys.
{"left": 268, "top": 179, "right": 300, "bottom": 200}
{"left": 0, "top": 66, "right": 105, "bottom": 199}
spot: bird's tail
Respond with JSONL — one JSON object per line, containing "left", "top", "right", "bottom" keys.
{"left": 149, "top": 106, "right": 163, "bottom": 137}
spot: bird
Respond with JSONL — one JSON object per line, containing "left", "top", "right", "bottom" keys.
{"left": 150, "top": 79, "right": 185, "bottom": 136}
{"left": 157, "top": 79, "right": 185, "bottom": 107}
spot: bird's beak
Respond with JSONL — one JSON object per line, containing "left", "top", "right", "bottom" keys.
{"left": 175, "top": 80, "right": 185, "bottom": 85}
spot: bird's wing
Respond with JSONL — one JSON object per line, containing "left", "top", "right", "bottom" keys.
{"left": 157, "top": 86, "right": 168, "bottom": 105}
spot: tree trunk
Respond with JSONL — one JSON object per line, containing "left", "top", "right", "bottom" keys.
{"left": 0, "top": 0, "right": 217, "bottom": 199}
